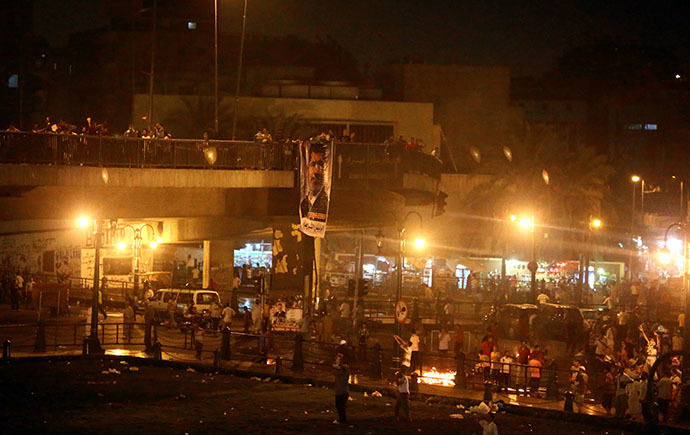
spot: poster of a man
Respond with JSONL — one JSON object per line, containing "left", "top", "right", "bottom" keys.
{"left": 299, "top": 138, "right": 333, "bottom": 238}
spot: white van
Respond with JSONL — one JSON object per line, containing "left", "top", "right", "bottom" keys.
{"left": 149, "top": 288, "right": 221, "bottom": 320}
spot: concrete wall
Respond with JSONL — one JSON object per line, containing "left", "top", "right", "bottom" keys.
{"left": 132, "top": 94, "right": 440, "bottom": 148}
{"left": 0, "top": 228, "right": 84, "bottom": 277}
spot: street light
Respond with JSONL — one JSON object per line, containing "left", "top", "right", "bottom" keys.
{"left": 662, "top": 222, "right": 690, "bottom": 368}
{"left": 231, "top": 0, "right": 249, "bottom": 140}
{"left": 629, "top": 175, "right": 641, "bottom": 280}
{"left": 378, "top": 211, "right": 425, "bottom": 364}
{"left": 79, "top": 216, "right": 103, "bottom": 355}
{"left": 118, "top": 223, "right": 159, "bottom": 299}
{"left": 512, "top": 215, "right": 537, "bottom": 304}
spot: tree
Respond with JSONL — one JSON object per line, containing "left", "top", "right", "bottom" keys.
{"left": 461, "top": 122, "right": 615, "bottom": 261}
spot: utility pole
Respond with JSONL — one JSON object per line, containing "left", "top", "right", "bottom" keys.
{"left": 146, "top": 0, "right": 157, "bottom": 131}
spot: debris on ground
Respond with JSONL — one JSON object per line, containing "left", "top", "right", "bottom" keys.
{"left": 272, "top": 379, "right": 280, "bottom": 384}
{"left": 250, "top": 377, "right": 262, "bottom": 381}
{"left": 186, "top": 368, "right": 196, "bottom": 373}
{"left": 456, "top": 404, "right": 465, "bottom": 409}
{"left": 108, "top": 368, "right": 121, "bottom": 375}
{"left": 176, "top": 394, "right": 187, "bottom": 400}
{"left": 119, "top": 361, "right": 129, "bottom": 365}
{"left": 262, "top": 377, "right": 271, "bottom": 383}
{"left": 129, "top": 367, "right": 139, "bottom": 372}
{"left": 469, "top": 402, "right": 491, "bottom": 414}
{"left": 450, "top": 414, "right": 464, "bottom": 419}
{"left": 363, "top": 392, "right": 369, "bottom": 397}
{"left": 371, "top": 391, "right": 382, "bottom": 397}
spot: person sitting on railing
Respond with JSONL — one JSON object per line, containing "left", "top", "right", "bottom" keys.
{"left": 153, "top": 122, "right": 166, "bottom": 139}
{"left": 254, "top": 128, "right": 272, "bottom": 143}
{"left": 140, "top": 129, "right": 152, "bottom": 139}
{"left": 5, "top": 124, "right": 20, "bottom": 132}
{"left": 84, "top": 117, "right": 98, "bottom": 135}
{"left": 123, "top": 124, "right": 138, "bottom": 138}
{"left": 339, "top": 129, "right": 350, "bottom": 142}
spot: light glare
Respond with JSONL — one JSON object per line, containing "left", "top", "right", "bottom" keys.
{"left": 77, "top": 216, "right": 90, "bottom": 228}
{"left": 415, "top": 238, "right": 426, "bottom": 249}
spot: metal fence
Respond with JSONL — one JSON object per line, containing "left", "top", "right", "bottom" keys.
{"left": 0, "top": 320, "right": 616, "bottom": 408}
{"left": 0, "top": 132, "right": 442, "bottom": 179}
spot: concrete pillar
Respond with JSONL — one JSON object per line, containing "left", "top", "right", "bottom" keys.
{"left": 203, "top": 240, "right": 211, "bottom": 289}
{"left": 208, "top": 240, "right": 235, "bottom": 303}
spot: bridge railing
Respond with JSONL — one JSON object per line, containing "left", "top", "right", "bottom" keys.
{"left": 0, "top": 132, "right": 442, "bottom": 180}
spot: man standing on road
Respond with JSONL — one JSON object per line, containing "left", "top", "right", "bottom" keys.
{"left": 221, "top": 303, "right": 235, "bottom": 330}
{"left": 332, "top": 362, "right": 349, "bottom": 424}
{"left": 394, "top": 370, "right": 411, "bottom": 422}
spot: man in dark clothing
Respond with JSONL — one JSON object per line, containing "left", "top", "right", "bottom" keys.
{"left": 395, "top": 370, "right": 411, "bottom": 422}
{"left": 333, "top": 363, "right": 349, "bottom": 424}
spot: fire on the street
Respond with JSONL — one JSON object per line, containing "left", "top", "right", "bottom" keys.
{"left": 419, "top": 367, "right": 456, "bottom": 387}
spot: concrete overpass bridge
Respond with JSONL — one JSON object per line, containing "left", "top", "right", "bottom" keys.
{"left": 0, "top": 132, "right": 442, "bottom": 235}
{"left": 0, "top": 132, "right": 444, "bottom": 297}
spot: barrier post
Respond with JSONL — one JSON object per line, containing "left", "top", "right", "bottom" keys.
{"left": 3, "top": 340, "right": 10, "bottom": 360}
{"left": 220, "top": 327, "right": 231, "bottom": 361}
{"left": 454, "top": 351, "right": 466, "bottom": 389}
{"left": 292, "top": 334, "right": 303, "bottom": 371}
{"left": 34, "top": 322, "right": 46, "bottom": 352}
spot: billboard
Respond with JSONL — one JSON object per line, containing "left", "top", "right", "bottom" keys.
{"left": 299, "top": 138, "right": 334, "bottom": 238}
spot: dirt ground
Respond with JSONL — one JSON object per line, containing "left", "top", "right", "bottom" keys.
{"left": 0, "top": 358, "right": 633, "bottom": 434}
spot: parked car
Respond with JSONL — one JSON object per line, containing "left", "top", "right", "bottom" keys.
{"left": 533, "top": 303, "right": 586, "bottom": 341}
{"left": 149, "top": 288, "right": 221, "bottom": 323}
{"left": 484, "top": 303, "right": 539, "bottom": 340}
{"left": 579, "top": 307, "right": 603, "bottom": 332}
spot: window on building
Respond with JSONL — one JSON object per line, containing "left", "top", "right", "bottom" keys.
{"left": 626, "top": 123, "right": 643, "bottom": 130}
{"left": 644, "top": 123, "right": 658, "bottom": 130}
{"left": 8, "top": 74, "right": 18, "bottom": 88}
{"left": 187, "top": 21, "right": 197, "bottom": 30}
{"left": 103, "top": 257, "right": 133, "bottom": 275}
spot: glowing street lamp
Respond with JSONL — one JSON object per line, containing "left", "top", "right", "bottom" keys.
{"left": 659, "top": 248, "right": 672, "bottom": 265}
{"left": 591, "top": 218, "right": 602, "bottom": 229}
{"left": 511, "top": 214, "right": 537, "bottom": 303}
{"left": 77, "top": 216, "right": 90, "bottom": 228}
{"left": 414, "top": 238, "right": 426, "bottom": 249}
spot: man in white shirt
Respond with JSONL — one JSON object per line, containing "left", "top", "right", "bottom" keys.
{"left": 409, "top": 330, "right": 420, "bottom": 373}
{"left": 221, "top": 304, "right": 236, "bottom": 329}
{"left": 438, "top": 329, "right": 451, "bottom": 353}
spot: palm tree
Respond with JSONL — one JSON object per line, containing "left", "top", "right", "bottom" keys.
{"left": 460, "top": 122, "right": 615, "bottom": 260}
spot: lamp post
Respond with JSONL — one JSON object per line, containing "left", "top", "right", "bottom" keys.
{"left": 378, "top": 212, "right": 425, "bottom": 363}
{"left": 79, "top": 217, "right": 103, "bottom": 354}
{"left": 514, "top": 215, "right": 537, "bottom": 304}
{"left": 661, "top": 222, "right": 690, "bottom": 369}
{"left": 214, "top": 0, "right": 219, "bottom": 135}
{"left": 630, "top": 175, "right": 641, "bottom": 280}
{"left": 118, "top": 223, "right": 159, "bottom": 300}
{"left": 230, "top": 0, "right": 248, "bottom": 140}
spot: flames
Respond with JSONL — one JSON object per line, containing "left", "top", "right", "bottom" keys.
{"left": 419, "top": 367, "right": 456, "bottom": 387}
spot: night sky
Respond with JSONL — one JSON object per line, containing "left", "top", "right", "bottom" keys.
{"left": 34, "top": 0, "right": 690, "bottom": 77}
